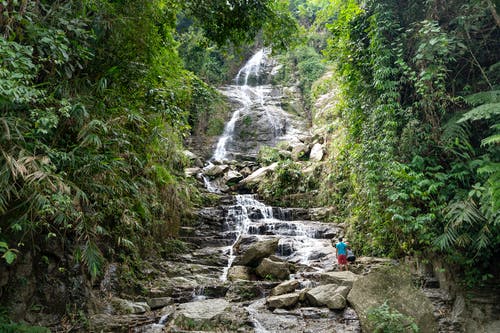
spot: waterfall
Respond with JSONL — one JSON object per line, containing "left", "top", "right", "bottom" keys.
{"left": 212, "top": 48, "right": 284, "bottom": 162}
{"left": 220, "top": 194, "right": 274, "bottom": 281}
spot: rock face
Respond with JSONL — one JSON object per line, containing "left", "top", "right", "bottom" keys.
{"left": 347, "top": 265, "right": 438, "bottom": 333}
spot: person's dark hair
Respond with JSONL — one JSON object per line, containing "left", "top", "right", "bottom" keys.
{"left": 339, "top": 237, "right": 343, "bottom": 241}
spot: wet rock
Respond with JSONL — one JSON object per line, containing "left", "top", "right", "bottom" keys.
{"left": 171, "top": 298, "right": 249, "bottom": 331}
{"left": 347, "top": 265, "right": 438, "bottom": 333}
{"left": 256, "top": 258, "right": 290, "bottom": 280}
{"left": 90, "top": 313, "right": 158, "bottom": 333}
{"left": 320, "top": 271, "right": 359, "bottom": 287}
{"left": 309, "top": 143, "right": 324, "bottom": 161}
{"left": 224, "top": 170, "right": 243, "bottom": 185}
{"left": 184, "top": 167, "right": 201, "bottom": 177}
{"left": 111, "top": 297, "right": 150, "bottom": 314}
{"left": 225, "top": 281, "right": 267, "bottom": 302}
{"left": 147, "top": 297, "right": 172, "bottom": 310}
{"left": 238, "top": 162, "right": 278, "bottom": 189}
{"left": 267, "top": 292, "right": 300, "bottom": 309}
{"left": 228, "top": 265, "right": 252, "bottom": 281}
{"left": 305, "top": 284, "right": 350, "bottom": 310}
{"left": 271, "top": 280, "right": 300, "bottom": 296}
{"left": 238, "top": 238, "right": 279, "bottom": 267}
{"left": 203, "top": 163, "right": 229, "bottom": 177}
{"left": 277, "top": 241, "right": 294, "bottom": 256}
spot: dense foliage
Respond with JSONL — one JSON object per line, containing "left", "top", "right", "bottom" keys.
{"left": 1, "top": 0, "right": 498, "bottom": 327}
{"left": 315, "top": 0, "right": 499, "bottom": 284}
{"left": 0, "top": 0, "right": 296, "bottom": 285}
{"left": 0, "top": 0, "right": 198, "bottom": 281}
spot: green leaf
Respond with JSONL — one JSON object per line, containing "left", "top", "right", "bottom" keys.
{"left": 2, "top": 250, "right": 17, "bottom": 264}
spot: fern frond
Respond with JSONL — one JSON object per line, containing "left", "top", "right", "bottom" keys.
{"left": 458, "top": 103, "right": 500, "bottom": 123}
{"left": 464, "top": 90, "right": 500, "bottom": 106}
{"left": 481, "top": 134, "right": 500, "bottom": 146}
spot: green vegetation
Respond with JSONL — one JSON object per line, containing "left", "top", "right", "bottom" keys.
{"left": 1, "top": 0, "right": 498, "bottom": 326}
{"left": 0, "top": 309, "right": 49, "bottom": 333}
{"left": 367, "top": 301, "right": 419, "bottom": 333}
{"left": 314, "top": 0, "right": 499, "bottom": 284}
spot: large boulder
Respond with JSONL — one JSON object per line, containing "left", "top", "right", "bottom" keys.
{"left": 172, "top": 298, "right": 249, "bottom": 331}
{"left": 238, "top": 162, "right": 278, "bottom": 188}
{"left": 256, "top": 258, "right": 290, "bottom": 280}
{"left": 320, "top": 271, "right": 359, "bottom": 287}
{"left": 238, "top": 238, "right": 279, "bottom": 267}
{"left": 347, "top": 265, "right": 438, "bottom": 333}
{"left": 203, "top": 163, "right": 229, "bottom": 177}
{"left": 224, "top": 170, "right": 243, "bottom": 186}
{"left": 227, "top": 265, "right": 252, "bottom": 281}
{"left": 305, "top": 284, "right": 350, "bottom": 310}
{"left": 111, "top": 297, "right": 150, "bottom": 314}
{"left": 267, "top": 292, "right": 301, "bottom": 309}
{"left": 271, "top": 280, "right": 300, "bottom": 296}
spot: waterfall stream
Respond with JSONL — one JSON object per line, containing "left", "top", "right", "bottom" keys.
{"left": 139, "top": 49, "right": 360, "bottom": 333}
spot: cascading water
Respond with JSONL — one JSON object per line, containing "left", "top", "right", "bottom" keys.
{"left": 220, "top": 194, "right": 274, "bottom": 281}
{"left": 140, "top": 49, "right": 359, "bottom": 333}
{"left": 211, "top": 48, "right": 288, "bottom": 162}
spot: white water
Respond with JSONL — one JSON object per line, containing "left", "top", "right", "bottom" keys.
{"left": 220, "top": 194, "right": 274, "bottom": 281}
{"left": 212, "top": 48, "right": 288, "bottom": 162}
{"left": 212, "top": 50, "right": 268, "bottom": 162}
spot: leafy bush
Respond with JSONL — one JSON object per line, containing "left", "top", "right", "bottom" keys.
{"left": 367, "top": 301, "right": 419, "bottom": 333}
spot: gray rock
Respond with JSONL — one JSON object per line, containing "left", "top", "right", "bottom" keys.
{"left": 238, "top": 162, "right": 278, "bottom": 188}
{"left": 184, "top": 167, "right": 201, "bottom": 177}
{"left": 238, "top": 238, "right": 279, "bottom": 267}
{"left": 177, "top": 298, "right": 229, "bottom": 320}
{"left": 227, "top": 265, "right": 252, "bottom": 281}
{"left": 172, "top": 298, "right": 248, "bottom": 331}
{"left": 347, "top": 265, "right": 438, "bottom": 333}
{"left": 225, "top": 281, "right": 266, "bottom": 302}
{"left": 267, "top": 292, "right": 300, "bottom": 309}
{"left": 203, "top": 163, "right": 229, "bottom": 177}
{"left": 256, "top": 258, "right": 290, "bottom": 280}
{"left": 224, "top": 170, "right": 243, "bottom": 185}
{"left": 320, "top": 271, "right": 359, "bottom": 287}
{"left": 271, "top": 280, "right": 300, "bottom": 296}
{"left": 305, "top": 284, "right": 350, "bottom": 309}
{"left": 309, "top": 143, "right": 324, "bottom": 161}
{"left": 111, "top": 297, "right": 150, "bottom": 314}
{"left": 147, "top": 297, "right": 172, "bottom": 310}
